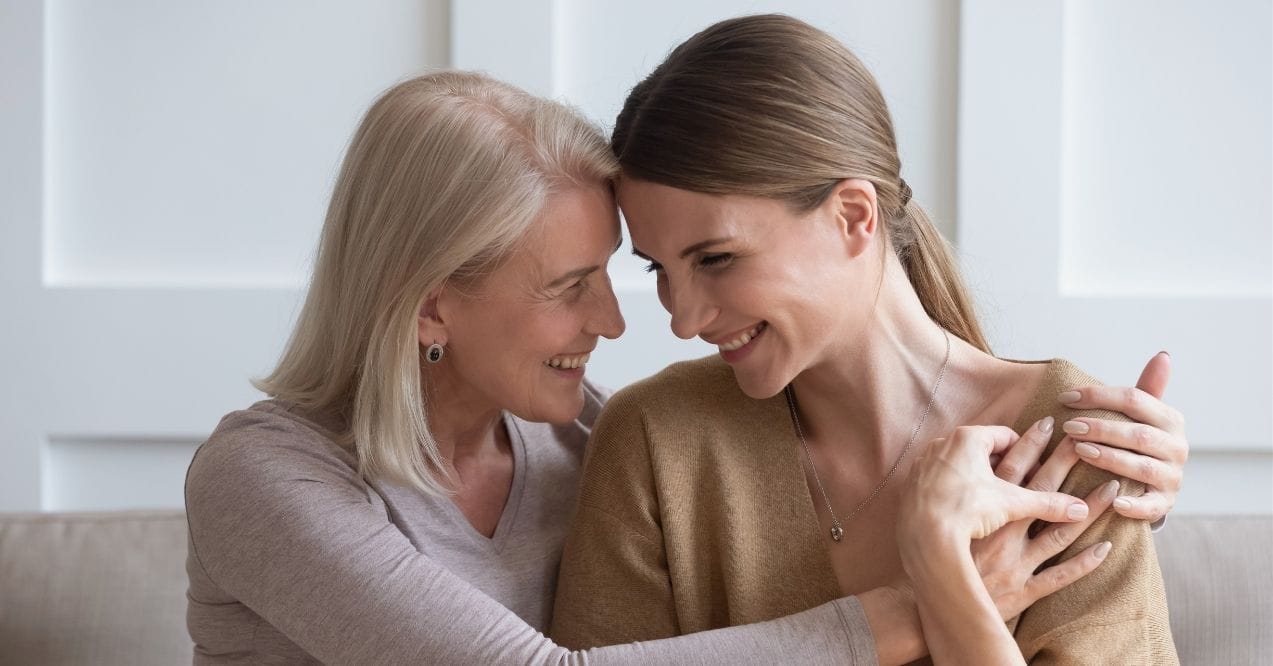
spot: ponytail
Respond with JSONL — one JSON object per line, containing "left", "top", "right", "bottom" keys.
{"left": 891, "top": 200, "right": 990, "bottom": 353}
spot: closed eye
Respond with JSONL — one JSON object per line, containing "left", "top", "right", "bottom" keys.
{"left": 699, "top": 253, "right": 733, "bottom": 268}
{"left": 643, "top": 261, "right": 663, "bottom": 274}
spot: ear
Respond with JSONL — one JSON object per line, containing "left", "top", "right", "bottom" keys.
{"left": 826, "top": 178, "right": 878, "bottom": 259}
{"left": 417, "top": 286, "right": 449, "bottom": 348}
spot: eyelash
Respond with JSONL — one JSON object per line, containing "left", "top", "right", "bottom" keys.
{"left": 699, "top": 253, "right": 733, "bottom": 268}
{"left": 643, "top": 253, "right": 734, "bottom": 274}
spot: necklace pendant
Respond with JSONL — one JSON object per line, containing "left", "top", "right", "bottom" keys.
{"left": 830, "top": 524, "right": 844, "bottom": 542}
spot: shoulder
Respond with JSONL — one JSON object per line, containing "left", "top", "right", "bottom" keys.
{"left": 1019, "top": 359, "right": 1139, "bottom": 497}
{"left": 1015, "top": 358, "right": 1126, "bottom": 431}
{"left": 186, "top": 400, "right": 361, "bottom": 510}
{"left": 602, "top": 354, "right": 746, "bottom": 422}
{"left": 574, "top": 356, "right": 739, "bottom": 493}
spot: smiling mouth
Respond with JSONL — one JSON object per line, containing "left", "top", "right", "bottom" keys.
{"left": 716, "top": 322, "right": 767, "bottom": 352}
{"left": 544, "top": 352, "right": 591, "bottom": 370}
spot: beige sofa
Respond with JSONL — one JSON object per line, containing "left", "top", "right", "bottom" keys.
{"left": 0, "top": 511, "right": 1268, "bottom": 664}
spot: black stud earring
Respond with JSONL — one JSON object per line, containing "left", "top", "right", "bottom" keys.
{"left": 426, "top": 343, "right": 445, "bottom": 364}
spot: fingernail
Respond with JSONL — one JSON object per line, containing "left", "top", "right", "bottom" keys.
{"left": 1067, "top": 502, "right": 1089, "bottom": 520}
{"left": 1038, "top": 416, "right": 1054, "bottom": 435}
{"left": 1113, "top": 497, "right": 1133, "bottom": 511}
{"left": 1063, "top": 420, "right": 1090, "bottom": 436}
{"left": 1075, "top": 442, "right": 1100, "bottom": 459}
{"left": 1058, "top": 390, "right": 1081, "bottom": 404}
{"left": 1094, "top": 541, "right": 1112, "bottom": 559}
{"left": 1100, "top": 479, "right": 1120, "bottom": 501}
{"left": 1158, "top": 350, "right": 1171, "bottom": 359}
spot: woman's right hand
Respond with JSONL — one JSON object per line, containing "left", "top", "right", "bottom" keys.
{"left": 893, "top": 422, "right": 1119, "bottom": 664}
{"left": 974, "top": 417, "right": 1120, "bottom": 621}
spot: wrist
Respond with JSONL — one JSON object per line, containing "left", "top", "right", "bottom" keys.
{"left": 859, "top": 582, "right": 926, "bottom": 665}
{"left": 898, "top": 527, "right": 969, "bottom": 585}
{"left": 909, "top": 557, "right": 1023, "bottom": 664}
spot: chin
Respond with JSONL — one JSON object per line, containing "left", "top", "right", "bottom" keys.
{"left": 730, "top": 367, "right": 787, "bottom": 401}
{"left": 532, "top": 388, "right": 586, "bottom": 424}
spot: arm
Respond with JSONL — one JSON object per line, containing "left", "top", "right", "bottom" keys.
{"left": 548, "top": 395, "right": 677, "bottom": 647}
{"left": 186, "top": 410, "right": 880, "bottom": 665}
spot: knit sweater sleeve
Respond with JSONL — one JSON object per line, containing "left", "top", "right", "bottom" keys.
{"left": 1009, "top": 364, "right": 1178, "bottom": 664}
{"left": 549, "top": 384, "right": 879, "bottom": 663}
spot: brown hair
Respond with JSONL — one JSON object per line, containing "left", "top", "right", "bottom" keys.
{"left": 612, "top": 14, "right": 988, "bottom": 352}
{"left": 256, "top": 71, "right": 616, "bottom": 495}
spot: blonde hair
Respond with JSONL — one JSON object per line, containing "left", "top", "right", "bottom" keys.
{"left": 256, "top": 71, "right": 617, "bottom": 495}
{"left": 612, "top": 14, "right": 989, "bottom": 352}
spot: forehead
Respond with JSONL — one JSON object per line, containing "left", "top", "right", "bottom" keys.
{"left": 616, "top": 179, "right": 786, "bottom": 249}
{"left": 509, "top": 185, "right": 619, "bottom": 274}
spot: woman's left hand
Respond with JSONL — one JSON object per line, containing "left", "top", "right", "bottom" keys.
{"left": 1055, "top": 352, "right": 1187, "bottom": 521}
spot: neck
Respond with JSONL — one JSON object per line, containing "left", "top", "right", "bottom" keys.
{"left": 422, "top": 362, "right": 506, "bottom": 465}
{"left": 789, "top": 253, "right": 996, "bottom": 470}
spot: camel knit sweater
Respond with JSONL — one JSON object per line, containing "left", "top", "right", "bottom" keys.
{"left": 550, "top": 356, "right": 1177, "bottom": 664}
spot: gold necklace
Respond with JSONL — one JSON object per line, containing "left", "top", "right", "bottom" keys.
{"left": 784, "top": 328, "right": 951, "bottom": 542}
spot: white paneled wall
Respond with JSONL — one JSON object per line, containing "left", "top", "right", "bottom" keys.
{"left": 1, "top": 0, "right": 452, "bottom": 512}
{"left": 0, "top": 0, "right": 1268, "bottom": 514}
{"left": 958, "top": 0, "right": 1272, "bottom": 514}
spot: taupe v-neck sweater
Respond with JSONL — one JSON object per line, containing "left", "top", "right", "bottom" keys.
{"left": 550, "top": 357, "right": 1177, "bottom": 664}
{"left": 185, "top": 380, "right": 877, "bottom": 664}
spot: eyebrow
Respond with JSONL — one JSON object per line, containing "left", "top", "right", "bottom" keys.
{"left": 547, "top": 234, "right": 624, "bottom": 288}
{"left": 631, "top": 237, "right": 732, "bottom": 262}
{"left": 547, "top": 265, "right": 599, "bottom": 288}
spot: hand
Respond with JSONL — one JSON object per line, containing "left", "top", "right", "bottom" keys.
{"left": 979, "top": 417, "right": 1118, "bottom": 620}
{"left": 899, "top": 425, "right": 1090, "bottom": 546}
{"left": 1057, "top": 352, "right": 1187, "bottom": 521}
{"left": 896, "top": 425, "right": 1112, "bottom": 665}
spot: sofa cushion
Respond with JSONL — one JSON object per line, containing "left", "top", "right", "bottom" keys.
{"left": 0, "top": 510, "right": 190, "bottom": 665}
{"left": 1155, "top": 514, "right": 1272, "bottom": 664}
{"left": 0, "top": 510, "right": 1267, "bottom": 664}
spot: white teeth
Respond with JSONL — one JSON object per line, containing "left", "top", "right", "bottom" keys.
{"left": 717, "top": 324, "right": 764, "bottom": 352}
{"left": 546, "top": 352, "right": 590, "bottom": 369}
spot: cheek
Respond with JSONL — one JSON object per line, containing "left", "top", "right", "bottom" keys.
{"left": 520, "top": 306, "right": 583, "bottom": 358}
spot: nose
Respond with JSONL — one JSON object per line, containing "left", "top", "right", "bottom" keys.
{"left": 660, "top": 275, "right": 714, "bottom": 340}
{"left": 589, "top": 272, "right": 626, "bottom": 340}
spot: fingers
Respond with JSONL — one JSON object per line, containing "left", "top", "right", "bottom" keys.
{"left": 1027, "top": 480, "right": 1119, "bottom": 562}
{"left": 1057, "top": 385, "right": 1185, "bottom": 434}
{"left": 1004, "top": 483, "right": 1089, "bottom": 527}
{"left": 1024, "top": 540, "right": 1112, "bottom": 604}
{"left": 1135, "top": 351, "right": 1171, "bottom": 399}
{"left": 948, "top": 425, "right": 1022, "bottom": 456}
{"left": 1072, "top": 440, "right": 1182, "bottom": 493}
{"left": 1025, "top": 438, "right": 1081, "bottom": 493}
{"left": 1064, "top": 417, "right": 1181, "bottom": 462}
{"left": 1111, "top": 490, "right": 1174, "bottom": 522}
{"left": 994, "top": 417, "right": 1055, "bottom": 485}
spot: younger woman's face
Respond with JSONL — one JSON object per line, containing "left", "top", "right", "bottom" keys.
{"left": 617, "top": 178, "right": 879, "bottom": 398}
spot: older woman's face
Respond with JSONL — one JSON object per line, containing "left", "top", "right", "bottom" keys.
{"left": 618, "top": 178, "right": 879, "bottom": 399}
{"left": 436, "top": 185, "right": 625, "bottom": 423}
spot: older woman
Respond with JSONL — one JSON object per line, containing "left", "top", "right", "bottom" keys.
{"left": 550, "top": 15, "right": 1182, "bottom": 664}
{"left": 185, "top": 71, "right": 1183, "bottom": 663}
